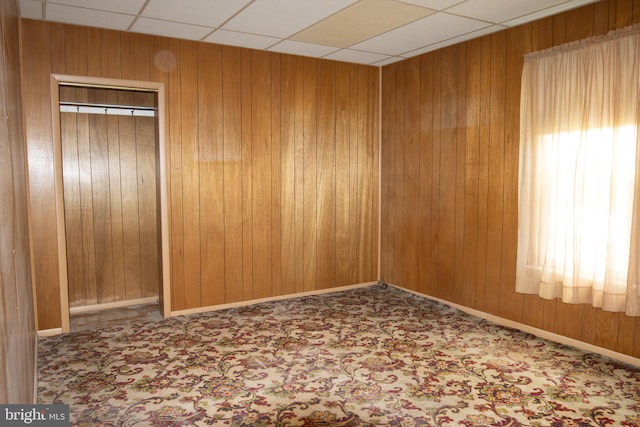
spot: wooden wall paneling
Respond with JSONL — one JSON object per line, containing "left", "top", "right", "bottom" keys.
{"left": 280, "top": 54, "right": 296, "bottom": 296}
{"left": 148, "top": 36, "right": 170, "bottom": 314}
{"left": 22, "top": 20, "right": 60, "bottom": 329}
{"left": 379, "top": 66, "right": 390, "bottom": 283}
{"left": 197, "top": 43, "right": 225, "bottom": 306}
{"left": 402, "top": 57, "right": 420, "bottom": 292}
{"left": 135, "top": 113, "right": 159, "bottom": 299}
{"left": 59, "top": 106, "right": 85, "bottom": 306}
{"left": 117, "top": 97, "right": 143, "bottom": 300}
{"left": 362, "top": 67, "right": 377, "bottom": 282}
{"left": 473, "top": 36, "right": 492, "bottom": 313}
{"left": 454, "top": 44, "right": 467, "bottom": 306}
{"left": 100, "top": 29, "right": 121, "bottom": 78}
{"left": 348, "top": 65, "right": 361, "bottom": 286}
{"left": 292, "top": 56, "right": 305, "bottom": 293}
{"left": 87, "top": 88, "right": 115, "bottom": 304}
{"left": 498, "top": 24, "right": 530, "bottom": 322}
{"left": 49, "top": 23, "right": 65, "bottom": 74}
{"left": 303, "top": 58, "right": 318, "bottom": 292}
{"left": 484, "top": 32, "right": 506, "bottom": 315}
{"left": 222, "top": 46, "right": 244, "bottom": 303}
{"left": 251, "top": 50, "right": 273, "bottom": 299}
{"left": 241, "top": 49, "right": 254, "bottom": 300}
{"left": 104, "top": 88, "right": 126, "bottom": 302}
{"left": 417, "top": 54, "right": 434, "bottom": 297}
{"left": 634, "top": 0, "right": 640, "bottom": 23}
{"left": 594, "top": 1, "right": 611, "bottom": 34}
{"left": 611, "top": 0, "right": 634, "bottom": 28}
{"left": 356, "top": 67, "right": 373, "bottom": 283}
{"left": 1, "top": 0, "right": 36, "bottom": 402}
{"left": 64, "top": 24, "right": 88, "bottom": 75}
{"left": 167, "top": 37, "right": 184, "bottom": 311}
{"left": 388, "top": 62, "right": 403, "bottom": 287}
{"left": 617, "top": 314, "right": 637, "bottom": 356}
{"left": 270, "top": 54, "right": 282, "bottom": 297}
{"left": 370, "top": 68, "right": 380, "bottom": 280}
{"left": 316, "top": 59, "right": 336, "bottom": 289}
{"left": 179, "top": 40, "right": 201, "bottom": 308}
{"left": 438, "top": 47, "right": 458, "bottom": 303}
{"left": 121, "top": 32, "right": 150, "bottom": 82}
{"left": 75, "top": 94, "right": 99, "bottom": 305}
{"left": 430, "top": 51, "right": 442, "bottom": 298}
{"left": 449, "top": 44, "right": 467, "bottom": 303}
{"left": 86, "top": 27, "right": 102, "bottom": 77}
{"left": 335, "top": 62, "right": 352, "bottom": 286}
{"left": 461, "top": 39, "right": 481, "bottom": 308}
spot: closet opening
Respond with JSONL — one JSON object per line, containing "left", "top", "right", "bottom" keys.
{"left": 51, "top": 75, "right": 171, "bottom": 333}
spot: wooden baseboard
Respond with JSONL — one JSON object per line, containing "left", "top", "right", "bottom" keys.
{"left": 171, "top": 282, "right": 377, "bottom": 317}
{"left": 37, "top": 328, "right": 62, "bottom": 337}
{"left": 68, "top": 297, "right": 159, "bottom": 315}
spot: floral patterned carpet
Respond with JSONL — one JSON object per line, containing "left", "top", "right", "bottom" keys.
{"left": 38, "top": 284, "right": 640, "bottom": 426}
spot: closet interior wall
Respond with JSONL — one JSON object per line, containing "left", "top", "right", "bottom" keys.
{"left": 59, "top": 86, "right": 160, "bottom": 308}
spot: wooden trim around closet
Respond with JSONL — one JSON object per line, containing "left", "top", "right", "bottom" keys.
{"left": 50, "top": 74, "right": 171, "bottom": 332}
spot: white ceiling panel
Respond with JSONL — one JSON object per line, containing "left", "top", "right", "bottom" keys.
{"left": 446, "top": 0, "right": 569, "bottom": 24}
{"left": 324, "top": 48, "right": 392, "bottom": 65}
{"left": 222, "top": 0, "right": 358, "bottom": 38}
{"left": 131, "top": 17, "right": 213, "bottom": 41}
{"left": 502, "top": 0, "right": 600, "bottom": 27}
{"left": 141, "top": 0, "right": 252, "bottom": 28}
{"left": 49, "top": 0, "right": 145, "bottom": 15}
{"left": 400, "top": 0, "right": 467, "bottom": 10}
{"left": 268, "top": 40, "right": 341, "bottom": 58}
{"left": 404, "top": 24, "right": 504, "bottom": 56}
{"left": 45, "top": 3, "right": 134, "bottom": 31}
{"left": 205, "top": 30, "right": 281, "bottom": 51}
{"left": 351, "top": 12, "right": 490, "bottom": 55}
{"left": 22, "top": 0, "right": 601, "bottom": 66}
{"left": 19, "top": 0, "right": 43, "bottom": 19}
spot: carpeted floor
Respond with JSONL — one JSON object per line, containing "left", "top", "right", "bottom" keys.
{"left": 38, "top": 284, "right": 640, "bottom": 426}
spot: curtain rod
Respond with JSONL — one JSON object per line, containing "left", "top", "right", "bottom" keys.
{"left": 59, "top": 101, "right": 156, "bottom": 117}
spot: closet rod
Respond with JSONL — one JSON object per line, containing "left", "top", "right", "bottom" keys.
{"left": 59, "top": 101, "right": 156, "bottom": 117}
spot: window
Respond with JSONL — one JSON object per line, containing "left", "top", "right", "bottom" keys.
{"left": 516, "top": 24, "right": 640, "bottom": 316}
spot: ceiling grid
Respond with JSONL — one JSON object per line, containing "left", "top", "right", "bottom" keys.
{"left": 19, "top": 0, "right": 598, "bottom": 66}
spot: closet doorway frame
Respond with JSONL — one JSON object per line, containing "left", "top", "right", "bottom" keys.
{"left": 50, "top": 74, "right": 171, "bottom": 333}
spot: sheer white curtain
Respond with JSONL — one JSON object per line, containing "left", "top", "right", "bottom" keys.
{"left": 517, "top": 24, "right": 640, "bottom": 316}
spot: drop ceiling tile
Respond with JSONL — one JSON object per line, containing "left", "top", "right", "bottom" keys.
{"left": 502, "top": 0, "right": 599, "bottom": 27}
{"left": 49, "top": 0, "right": 146, "bottom": 15}
{"left": 46, "top": 4, "right": 134, "bottom": 31}
{"left": 141, "top": 0, "right": 252, "bottom": 28}
{"left": 404, "top": 24, "right": 504, "bottom": 56}
{"left": 223, "top": 0, "right": 358, "bottom": 38}
{"left": 19, "top": 0, "right": 43, "bottom": 19}
{"left": 131, "top": 17, "right": 213, "bottom": 41}
{"left": 205, "top": 30, "right": 281, "bottom": 50}
{"left": 324, "top": 48, "right": 391, "bottom": 65}
{"left": 400, "top": 0, "right": 467, "bottom": 10}
{"left": 293, "top": 0, "right": 434, "bottom": 48}
{"left": 446, "top": 0, "right": 569, "bottom": 24}
{"left": 374, "top": 56, "right": 405, "bottom": 66}
{"left": 268, "top": 40, "right": 340, "bottom": 58}
{"left": 351, "top": 12, "right": 490, "bottom": 56}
